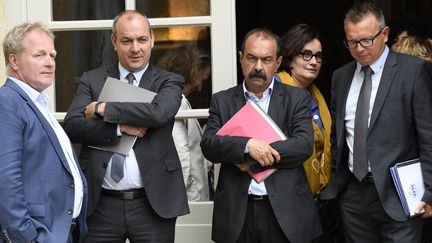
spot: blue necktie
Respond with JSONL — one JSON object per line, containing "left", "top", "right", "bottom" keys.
{"left": 110, "top": 73, "right": 135, "bottom": 182}
{"left": 353, "top": 66, "right": 373, "bottom": 181}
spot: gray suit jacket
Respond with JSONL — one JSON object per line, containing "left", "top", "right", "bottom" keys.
{"left": 63, "top": 64, "right": 189, "bottom": 219}
{"left": 201, "top": 81, "right": 322, "bottom": 243}
{"left": 321, "top": 51, "right": 432, "bottom": 221}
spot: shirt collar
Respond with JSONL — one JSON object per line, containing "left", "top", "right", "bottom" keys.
{"left": 8, "top": 76, "right": 50, "bottom": 107}
{"left": 118, "top": 63, "right": 148, "bottom": 84}
{"left": 242, "top": 78, "right": 275, "bottom": 101}
{"left": 356, "top": 45, "right": 389, "bottom": 74}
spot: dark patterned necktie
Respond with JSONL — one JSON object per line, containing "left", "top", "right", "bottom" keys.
{"left": 353, "top": 65, "right": 373, "bottom": 181}
{"left": 110, "top": 73, "right": 135, "bottom": 182}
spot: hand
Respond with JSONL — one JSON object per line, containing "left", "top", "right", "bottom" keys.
{"left": 415, "top": 201, "right": 432, "bottom": 219}
{"left": 236, "top": 163, "right": 250, "bottom": 172}
{"left": 120, "top": 125, "right": 147, "bottom": 138}
{"left": 84, "top": 101, "right": 97, "bottom": 118}
{"left": 84, "top": 101, "right": 105, "bottom": 119}
{"left": 247, "top": 138, "right": 280, "bottom": 167}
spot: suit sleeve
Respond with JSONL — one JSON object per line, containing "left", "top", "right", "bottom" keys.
{"left": 201, "top": 88, "right": 314, "bottom": 169}
{"left": 200, "top": 94, "right": 251, "bottom": 164}
{"left": 270, "top": 89, "right": 314, "bottom": 169}
{"left": 103, "top": 72, "right": 184, "bottom": 128}
{"left": 414, "top": 61, "right": 432, "bottom": 203}
{"left": 0, "top": 95, "right": 38, "bottom": 243}
{"left": 63, "top": 72, "right": 119, "bottom": 145}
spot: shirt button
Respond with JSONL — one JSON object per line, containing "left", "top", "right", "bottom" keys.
{"left": 69, "top": 183, "right": 74, "bottom": 188}
{"left": 67, "top": 209, "right": 73, "bottom": 215}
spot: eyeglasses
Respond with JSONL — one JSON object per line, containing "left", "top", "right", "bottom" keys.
{"left": 298, "top": 50, "right": 323, "bottom": 63}
{"left": 343, "top": 28, "right": 385, "bottom": 49}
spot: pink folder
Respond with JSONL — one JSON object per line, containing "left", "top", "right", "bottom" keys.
{"left": 216, "top": 101, "right": 287, "bottom": 183}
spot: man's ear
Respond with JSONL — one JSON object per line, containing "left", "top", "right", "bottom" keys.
{"left": 150, "top": 30, "right": 155, "bottom": 48}
{"left": 8, "top": 54, "right": 19, "bottom": 71}
{"left": 239, "top": 51, "right": 243, "bottom": 65}
{"left": 276, "top": 56, "right": 283, "bottom": 70}
{"left": 111, "top": 34, "right": 117, "bottom": 51}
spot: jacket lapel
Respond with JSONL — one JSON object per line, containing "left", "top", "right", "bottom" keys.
{"left": 233, "top": 85, "right": 247, "bottom": 115}
{"left": 105, "top": 64, "right": 120, "bottom": 80}
{"left": 139, "top": 64, "right": 157, "bottom": 90}
{"left": 268, "top": 82, "right": 283, "bottom": 124}
{"left": 368, "top": 51, "right": 397, "bottom": 132}
{"left": 5, "top": 80, "right": 72, "bottom": 174}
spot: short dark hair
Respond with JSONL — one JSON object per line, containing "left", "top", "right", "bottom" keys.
{"left": 279, "top": 23, "right": 321, "bottom": 73}
{"left": 344, "top": 0, "right": 385, "bottom": 28}
{"left": 240, "top": 27, "right": 282, "bottom": 57}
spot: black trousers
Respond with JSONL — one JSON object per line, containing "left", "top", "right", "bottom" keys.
{"left": 83, "top": 192, "right": 176, "bottom": 243}
{"left": 236, "top": 196, "right": 290, "bottom": 243}
{"left": 340, "top": 175, "right": 422, "bottom": 243}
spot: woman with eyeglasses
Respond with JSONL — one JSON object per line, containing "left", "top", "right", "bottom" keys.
{"left": 277, "top": 23, "right": 331, "bottom": 198}
{"left": 276, "top": 23, "right": 338, "bottom": 243}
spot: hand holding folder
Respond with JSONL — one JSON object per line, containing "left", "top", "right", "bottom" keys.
{"left": 390, "top": 158, "right": 425, "bottom": 217}
{"left": 89, "top": 77, "right": 156, "bottom": 155}
{"left": 216, "top": 101, "right": 286, "bottom": 183}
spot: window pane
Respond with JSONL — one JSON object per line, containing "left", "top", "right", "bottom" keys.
{"left": 52, "top": 0, "right": 125, "bottom": 21}
{"left": 52, "top": 0, "right": 210, "bottom": 21}
{"left": 54, "top": 26, "right": 211, "bottom": 112}
{"left": 137, "top": 0, "right": 210, "bottom": 18}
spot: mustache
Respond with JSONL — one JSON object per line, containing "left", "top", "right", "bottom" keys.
{"left": 249, "top": 70, "right": 267, "bottom": 80}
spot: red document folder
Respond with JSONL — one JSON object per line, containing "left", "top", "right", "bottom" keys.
{"left": 216, "top": 101, "right": 287, "bottom": 183}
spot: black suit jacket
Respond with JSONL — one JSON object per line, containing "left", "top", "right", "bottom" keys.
{"left": 321, "top": 51, "right": 432, "bottom": 221}
{"left": 63, "top": 64, "right": 189, "bottom": 219}
{"left": 200, "top": 81, "right": 322, "bottom": 243}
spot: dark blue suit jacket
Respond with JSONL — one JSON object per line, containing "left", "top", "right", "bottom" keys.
{"left": 0, "top": 79, "right": 88, "bottom": 243}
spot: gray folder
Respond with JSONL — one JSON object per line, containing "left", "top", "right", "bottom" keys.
{"left": 89, "top": 77, "right": 156, "bottom": 155}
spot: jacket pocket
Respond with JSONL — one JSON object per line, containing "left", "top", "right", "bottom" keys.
{"left": 164, "top": 159, "right": 181, "bottom": 172}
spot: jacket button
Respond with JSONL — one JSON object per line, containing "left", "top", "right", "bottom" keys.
{"left": 69, "top": 183, "right": 74, "bottom": 188}
{"left": 67, "top": 209, "right": 73, "bottom": 215}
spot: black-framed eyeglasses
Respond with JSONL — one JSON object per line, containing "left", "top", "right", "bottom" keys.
{"left": 298, "top": 50, "right": 323, "bottom": 63}
{"left": 343, "top": 28, "right": 385, "bottom": 49}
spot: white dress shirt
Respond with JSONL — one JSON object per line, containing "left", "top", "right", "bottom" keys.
{"left": 345, "top": 46, "right": 389, "bottom": 172}
{"left": 102, "top": 63, "right": 148, "bottom": 190}
{"left": 10, "top": 77, "right": 84, "bottom": 219}
{"left": 243, "top": 79, "right": 275, "bottom": 196}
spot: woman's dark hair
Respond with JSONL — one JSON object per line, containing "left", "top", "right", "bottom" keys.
{"left": 279, "top": 23, "right": 322, "bottom": 74}
{"left": 157, "top": 43, "right": 210, "bottom": 85}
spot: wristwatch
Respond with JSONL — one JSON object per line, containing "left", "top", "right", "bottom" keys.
{"left": 93, "top": 101, "right": 104, "bottom": 119}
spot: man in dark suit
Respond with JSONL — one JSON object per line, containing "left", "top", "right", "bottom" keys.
{"left": 320, "top": 1, "right": 432, "bottom": 242}
{"left": 0, "top": 22, "right": 87, "bottom": 243}
{"left": 200, "top": 28, "right": 322, "bottom": 243}
{"left": 63, "top": 10, "right": 189, "bottom": 242}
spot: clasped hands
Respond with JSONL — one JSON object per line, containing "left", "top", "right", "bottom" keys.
{"left": 236, "top": 138, "right": 280, "bottom": 172}
{"left": 84, "top": 101, "right": 147, "bottom": 138}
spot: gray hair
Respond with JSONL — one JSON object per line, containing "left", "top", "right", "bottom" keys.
{"left": 3, "top": 22, "right": 54, "bottom": 66}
